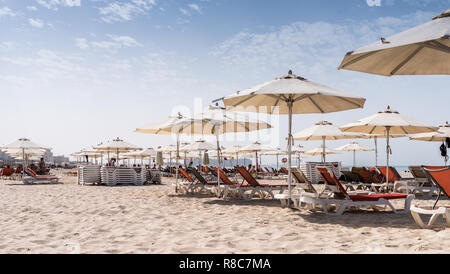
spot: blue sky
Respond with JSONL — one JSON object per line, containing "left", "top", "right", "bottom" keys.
{"left": 0, "top": 0, "right": 449, "bottom": 166}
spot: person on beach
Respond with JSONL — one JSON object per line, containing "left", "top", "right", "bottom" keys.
{"left": 38, "top": 158, "right": 46, "bottom": 175}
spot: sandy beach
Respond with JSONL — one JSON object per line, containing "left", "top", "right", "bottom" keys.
{"left": 0, "top": 169, "right": 448, "bottom": 254}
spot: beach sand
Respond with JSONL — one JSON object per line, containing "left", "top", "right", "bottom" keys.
{"left": 0, "top": 169, "right": 448, "bottom": 254}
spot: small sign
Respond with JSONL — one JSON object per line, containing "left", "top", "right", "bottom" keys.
{"left": 281, "top": 158, "right": 287, "bottom": 163}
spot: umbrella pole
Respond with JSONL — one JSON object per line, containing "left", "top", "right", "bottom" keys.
{"left": 276, "top": 154, "right": 279, "bottom": 170}
{"left": 322, "top": 136, "right": 326, "bottom": 163}
{"left": 175, "top": 133, "right": 179, "bottom": 193}
{"left": 236, "top": 152, "right": 239, "bottom": 167}
{"left": 386, "top": 127, "right": 391, "bottom": 188}
{"left": 255, "top": 151, "right": 258, "bottom": 171}
{"left": 215, "top": 131, "right": 221, "bottom": 198}
{"left": 22, "top": 148, "right": 25, "bottom": 179}
{"left": 353, "top": 150, "right": 356, "bottom": 167}
{"left": 374, "top": 137, "right": 378, "bottom": 167}
{"left": 287, "top": 101, "right": 293, "bottom": 207}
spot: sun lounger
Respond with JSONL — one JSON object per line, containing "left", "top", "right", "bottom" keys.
{"left": 209, "top": 167, "right": 256, "bottom": 200}
{"left": 0, "top": 168, "right": 16, "bottom": 180}
{"left": 410, "top": 166, "right": 450, "bottom": 229}
{"left": 23, "top": 168, "right": 60, "bottom": 184}
{"left": 352, "top": 167, "right": 389, "bottom": 192}
{"left": 340, "top": 170, "right": 369, "bottom": 191}
{"left": 78, "top": 165, "right": 101, "bottom": 185}
{"left": 275, "top": 167, "right": 330, "bottom": 207}
{"left": 187, "top": 168, "right": 218, "bottom": 195}
{"left": 399, "top": 166, "right": 440, "bottom": 197}
{"left": 235, "top": 166, "right": 288, "bottom": 199}
{"left": 303, "top": 167, "right": 414, "bottom": 215}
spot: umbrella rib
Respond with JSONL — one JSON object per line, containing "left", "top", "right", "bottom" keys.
{"left": 293, "top": 94, "right": 311, "bottom": 102}
{"left": 339, "top": 51, "right": 378, "bottom": 69}
{"left": 390, "top": 45, "right": 424, "bottom": 75}
{"left": 336, "top": 96, "right": 365, "bottom": 108}
{"left": 422, "top": 40, "right": 450, "bottom": 54}
{"left": 231, "top": 95, "right": 255, "bottom": 107}
{"left": 308, "top": 96, "right": 324, "bottom": 113}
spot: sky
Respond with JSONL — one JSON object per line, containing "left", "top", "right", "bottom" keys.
{"left": 0, "top": 0, "right": 449, "bottom": 166}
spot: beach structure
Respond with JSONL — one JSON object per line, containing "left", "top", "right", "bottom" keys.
{"left": 410, "top": 122, "right": 450, "bottom": 165}
{"left": 356, "top": 133, "right": 406, "bottom": 166}
{"left": 93, "top": 138, "right": 141, "bottom": 166}
{"left": 1, "top": 138, "right": 48, "bottom": 179}
{"left": 239, "top": 142, "right": 274, "bottom": 170}
{"left": 339, "top": 9, "right": 450, "bottom": 76}
{"left": 293, "top": 121, "right": 363, "bottom": 163}
{"left": 262, "top": 148, "right": 287, "bottom": 170}
{"left": 222, "top": 70, "right": 366, "bottom": 205}
{"left": 341, "top": 106, "right": 438, "bottom": 185}
{"left": 335, "top": 142, "right": 374, "bottom": 167}
{"left": 410, "top": 166, "right": 450, "bottom": 229}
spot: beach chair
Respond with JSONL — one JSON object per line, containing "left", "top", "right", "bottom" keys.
{"left": 340, "top": 170, "right": 368, "bottom": 191}
{"left": 177, "top": 167, "right": 200, "bottom": 193}
{"left": 410, "top": 166, "right": 450, "bottom": 229}
{"left": 235, "top": 166, "right": 288, "bottom": 199}
{"left": 303, "top": 167, "right": 414, "bottom": 215}
{"left": 23, "top": 168, "right": 60, "bottom": 184}
{"left": 280, "top": 167, "right": 289, "bottom": 175}
{"left": 188, "top": 168, "right": 218, "bottom": 195}
{"left": 400, "top": 166, "right": 440, "bottom": 197}
{"left": 352, "top": 167, "right": 389, "bottom": 192}
{"left": 0, "top": 168, "right": 15, "bottom": 180}
{"left": 275, "top": 167, "right": 330, "bottom": 207}
{"left": 209, "top": 167, "right": 256, "bottom": 200}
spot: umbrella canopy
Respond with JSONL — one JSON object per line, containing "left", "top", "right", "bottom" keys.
{"left": 135, "top": 114, "right": 187, "bottom": 135}
{"left": 305, "top": 146, "right": 339, "bottom": 156}
{"left": 339, "top": 10, "right": 450, "bottom": 76}
{"left": 93, "top": 137, "right": 141, "bottom": 166}
{"left": 1, "top": 138, "right": 49, "bottom": 177}
{"left": 410, "top": 121, "right": 450, "bottom": 142}
{"left": 1, "top": 138, "right": 48, "bottom": 150}
{"left": 156, "top": 145, "right": 178, "bottom": 153}
{"left": 341, "top": 106, "right": 437, "bottom": 184}
{"left": 340, "top": 106, "right": 438, "bottom": 135}
{"left": 335, "top": 142, "right": 374, "bottom": 167}
{"left": 222, "top": 70, "right": 366, "bottom": 205}
{"left": 293, "top": 121, "right": 363, "bottom": 163}
{"left": 6, "top": 149, "right": 46, "bottom": 157}
{"left": 239, "top": 142, "right": 274, "bottom": 169}
{"left": 410, "top": 122, "right": 450, "bottom": 165}
{"left": 181, "top": 140, "right": 216, "bottom": 151}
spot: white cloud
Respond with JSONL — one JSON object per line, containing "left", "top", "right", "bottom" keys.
{"left": 27, "top": 6, "right": 38, "bottom": 11}
{"left": 366, "top": 0, "right": 382, "bottom": 7}
{"left": 36, "top": 0, "right": 81, "bottom": 10}
{"left": 0, "top": 7, "right": 17, "bottom": 17}
{"left": 107, "top": 34, "right": 143, "bottom": 47}
{"left": 188, "top": 4, "right": 201, "bottom": 13}
{"left": 98, "top": 0, "right": 156, "bottom": 23}
{"left": 28, "top": 18, "right": 45, "bottom": 28}
{"left": 75, "top": 38, "right": 89, "bottom": 49}
{"left": 75, "top": 35, "right": 143, "bottom": 50}
{"left": 211, "top": 11, "right": 434, "bottom": 77}
{"left": 179, "top": 7, "right": 190, "bottom": 16}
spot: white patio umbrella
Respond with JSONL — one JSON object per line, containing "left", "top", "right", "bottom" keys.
{"left": 355, "top": 133, "right": 406, "bottom": 166}
{"left": 335, "top": 142, "right": 374, "bottom": 167}
{"left": 239, "top": 142, "right": 274, "bottom": 170}
{"left": 154, "top": 106, "right": 271, "bottom": 195}
{"left": 223, "top": 145, "right": 243, "bottom": 167}
{"left": 157, "top": 145, "right": 178, "bottom": 168}
{"left": 305, "top": 146, "right": 339, "bottom": 156}
{"left": 93, "top": 137, "right": 141, "bottom": 166}
{"left": 1, "top": 138, "right": 49, "bottom": 177}
{"left": 262, "top": 148, "right": 287, "bottom": 170}
{"left": 410, "top": 121, "right": 450, "bottom": 165}
{"left": 222, "top": 70, "right": 366, "bottom": 205}
{"left": 182, "top": 140, "right": 216, "bottom": 168}
{"left": 339, "top": 9, "right": 450, "bottom": 76}
{"left": 341, "top": 106, "right": 438, "bottom": 184}
{"left": 291, "top": 144, "right": 307, "bottom": 167}
{"left": 293, "top": 121, "right": 364, "bottom": 163}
